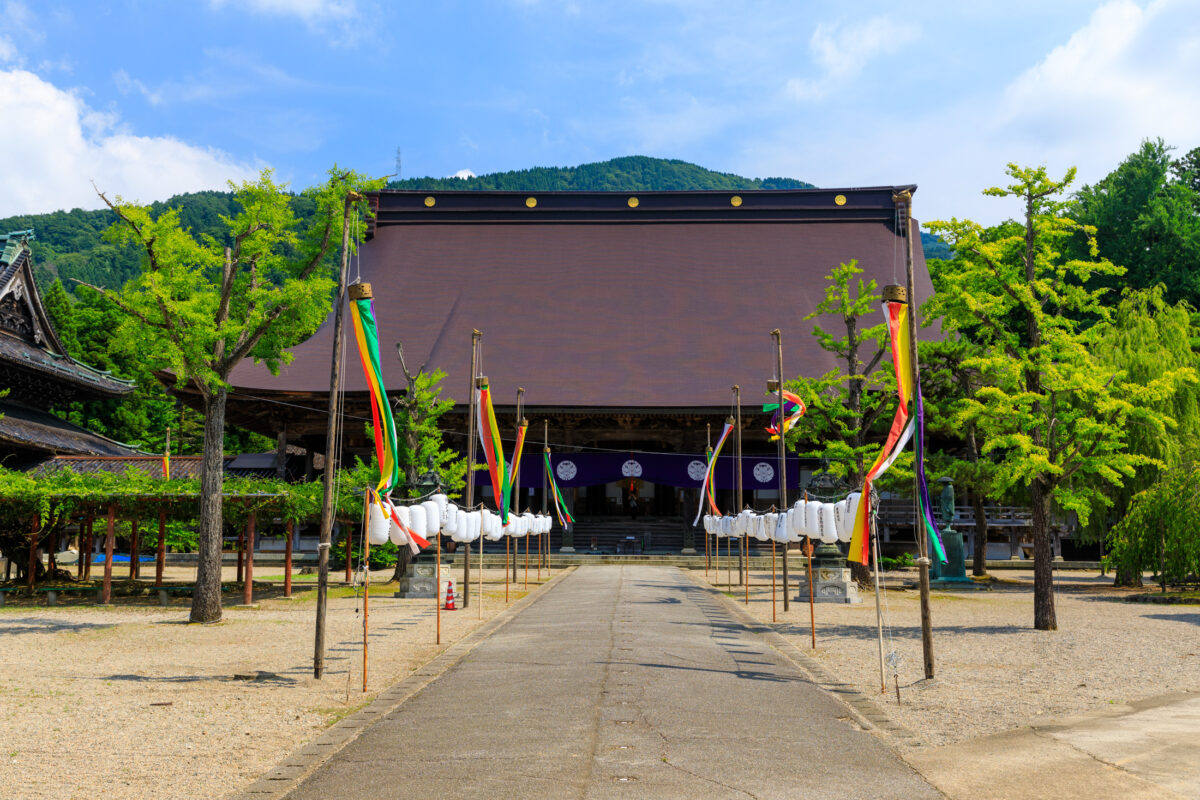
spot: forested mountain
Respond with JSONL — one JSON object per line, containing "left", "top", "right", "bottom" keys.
{"left": 387, "top": 155, "right": 814, "bottom": 192}
{"left": 1, "top": 157, "right": 815, "bottom": 294}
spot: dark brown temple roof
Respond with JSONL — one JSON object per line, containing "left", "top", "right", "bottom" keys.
{"left": 0, "top": 232, "right": 135, "bottom": 402}
{"left": 229, "top": 187, "right": 933, "bottom": 409}
{"left": 0, "top": 401, "right": 137, "bottom": 458}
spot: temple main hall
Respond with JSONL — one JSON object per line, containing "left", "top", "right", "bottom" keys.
{"left": 211, "top": 186, "right": 934, "bottom": 552}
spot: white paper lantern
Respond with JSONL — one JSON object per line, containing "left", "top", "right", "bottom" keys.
{"left": 803, "top": 501, "right": 819, "bottom": 538}
{"left": 712, "top": 515, "right": 725, "bottom": 538}
{"left": 734, "top": 510, "right": 750, "bottom": 536}
{"left": 703, "top": 515, "right": 713, "bottom": 534}
{"left": 409, "top": 504, "right": 427, "bottom": 541}
{"left": 721, "top": 516, "right": 734, "bottom": 537}
{"left": 388, "top": 504, "right": 410, "bottom": 546}
{"left": 443, "top": 503, "right": 459, "bottom": 535}
{"left": 819, "top": 502, "right": 838, "bottom": 544}
{"left": 421, "top": 500, "right": 440, "bottom": 537}
{"left": 452, "top": 509, "right": 467, "bottom": 542}
{"left": 839, "top": 493, "right": 861, "bottom": 543}
{"left": 367, "top": 501, "right": 390, "bottom": 546}
{"left": 432, "top": 493, "right": 448, "bottom": 523}
{"left": 469, "top": 511, "right": 481, "bottom": 541}
{"left": 789, "top": 502, "right": 804, "bottom": 537}
{"left": 395, "top": 504, "right": 411, "bottom": 532}
{"left": 775, "top": 511, "right": 790, "bottom": 543}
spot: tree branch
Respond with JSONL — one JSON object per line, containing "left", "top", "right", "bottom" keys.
{"left": 94, "top": 186, "right": 163, "bottom": 274}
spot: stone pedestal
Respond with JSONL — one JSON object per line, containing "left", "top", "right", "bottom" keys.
{"left": 559, "top": 524, "right": 576, "bottom": 553}
{"left": 795, "top": 564, "right": 862, "bottom": 604}
{"left": 394, "top": 560, "right": 440, "bottom": 598}
{"left": 930, "top": 528, "right": 985, "bottom": 589}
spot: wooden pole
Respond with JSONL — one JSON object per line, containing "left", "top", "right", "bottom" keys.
{"left": 871, "top": 506, "right": 887, "bottom": 693}
{"left": 805, "top": 535, "right": 816, "bottom": 648}
{"left": 436, "top": 531, "right": 442, "bottom": 645}
{"left": 896, "top": 189, "right": 935, "bottom": 679}
{"left": 734, "top": 385, "right": 747, "bottom": 603}
{"left": 541, "top": 421, "right": 548, "bottom": 581}
{"left": 771, "top": 539, "right": 777, "bottom": 622}
{"left": 238, "top": 522, "right": 248, "bottom": 585}
{"left": 512, "top": 389, "right": 524, "bottom": 585}
{"left": 363, "top": 498, "right": 370, "bottom": 691}
{"left": 464, "top": 331, "right": 480, "bottom": 608}
{"left": 243, "top": 513, "right": 255, "bottom": 606}
{"left": 524, "top": 529, "right": 529, "bottom": 590}
{"left": 315, "top": 189, "right": 360, "bottom": 680}
{"left": 505, "top": 535, "right": 510, "bottom": 604}
{"left": 284, "top": 520, "right": 294, "bottom": 598}
{"left": 772, "top": 329, "right": 789, "bottom": 613}
{"left": 102, "top": 506, "right": 115, "bottom": 604}
{"left": 129, "top": 520, "right": 139, "bottom": 580}
{"left": 27, "top": 515, "right": 38, "bottom": 595}
{"left": 84, "top": 517, "right": 93, "bottom": 581}
{"left": 155, "top": 509, "right": 166, "bottom": 587}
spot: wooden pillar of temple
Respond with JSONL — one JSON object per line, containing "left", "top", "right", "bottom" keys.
{"left": 284, "top": 520, "right": 294, "bottom": 598}
{"left": 83, "top": 517, "right": 93, "bottom": 581}
{"left": 243, "top": 513, "right": 255, "bottom": 606}
{"left": 129, "top": 521, "right": 139, "bottom": 580}
{"left": 101, "top": 506, "right": 115, "bottom": 604}
{"left": 155, "top": 509, "right": 167, "bottom": 587}
{"left": 26, "top": 515, "right": 38, "bottom": 595}
{"left": 237, "top": 525, "right": 245, "bottom": 584}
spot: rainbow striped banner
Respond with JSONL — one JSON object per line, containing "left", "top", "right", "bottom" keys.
{"left": 476, "top": 380, "right": 509, "bottom": 524}
{"left": 506, "top": 421, "right": 528, "bottom": 517}
{"left": 348, "top": 287, "right": 400, "bottom": 495}
{"left": 544, "top": 449, "right": 574, "bottom": 527}
{"left": 693, "top": 420, "right": 733, "bottom": 525}
{"left": 764, "top": 390, "right": 807, "bottom": 441}
{"left": 848, "top": 300, "right": 945, "bottom": 564}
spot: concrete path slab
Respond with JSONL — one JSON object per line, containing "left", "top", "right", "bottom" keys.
{"left": 284, "top": 565, "right": 939, "bottom": 799}
{"left": 905, "top": 692, "right": 1200, "bottom": 799}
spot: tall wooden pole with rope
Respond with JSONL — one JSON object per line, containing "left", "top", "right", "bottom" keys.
{"left": 314, "top": 190, "right": 360, "bottom": 680}
{"left": 895, "top": 189, "right": 935, "bottom": 679}
{"left": 464, "top": 331, "right": 480, "bottom": 609}
{"left": 541, "top": 420, "right": 549, "bottom": 580}
{"left": 733, "top": 385, "right": 746, "bottom": 602}
{"left": 705, "top": 423, "right": 712, "bottom": 576}
{"left": 771, "top": 329, "right": 789, "bottom": 613}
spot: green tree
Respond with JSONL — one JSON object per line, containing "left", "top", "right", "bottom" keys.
{"left": 389, "top": 344, "right": 467, "bottom": 581}
{"left": 86, "top": 167, "right": 383, "bottom": 623}
{"left": 42, "top": 278, "right": 80, "bottom": 355}
{"left": 1107, "top": 463, "right": 1200, "bottom": 592}
{"left": 1094, "top": 287, "right": 1200, "bottom": 585}
{"left": 1074, "top": 139, "right": 1200, "bottom": 306}
{"left": 784, "top": 260, "right": 901, "bottom": 584}
{"left": 927, "top": 164, "right": 1184, "bottom": 630}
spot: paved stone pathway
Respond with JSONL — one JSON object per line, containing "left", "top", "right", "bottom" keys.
{"left": 287, "top": 566, "right": 939, "bottom": 799}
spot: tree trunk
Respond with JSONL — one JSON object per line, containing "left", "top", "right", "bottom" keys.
{"left": 972, "top": 490, "right": 989, "bottom": 577}
{"left": 1031, "top": 483, "right": 1056, "bottom": 631}
{"left": 1113, "top": 561, "right": 1143, "bottom": 588}
{"left": 190, "top": 387, "right": 228, "bottom": 624}
{"left": 390, "top": 545, "right": 413, "bottom": 583}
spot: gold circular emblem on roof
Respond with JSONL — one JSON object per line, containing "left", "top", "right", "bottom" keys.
{"left": 834, "top": 194, "right": 847, "bottom": 206}
{"left": 627, "top": 196, "right": 639, "bottom": 208}
{"left": 423, "top": 196, "right": 436, "bottom": 207}
{"left": 730, "top": 195, "right": 743, "bottom": 207}
{"left": 525, "top": 196, "right": 537, "bottom": 208}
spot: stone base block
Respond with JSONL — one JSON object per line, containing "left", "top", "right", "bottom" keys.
{"left": 394, "top": 561, "right": 441, "bottom": 598}
{"left": 795, "top": 566, "right": 863, "bottom": 604}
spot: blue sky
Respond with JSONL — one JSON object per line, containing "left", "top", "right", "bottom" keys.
{"left": 1, "top": 0, "right": 1197, "bottom": 224}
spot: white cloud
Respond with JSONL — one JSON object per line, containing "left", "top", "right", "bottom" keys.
{"left": 113, "top": 68, "right": 163, "bottom": 106}
{"left": 450, "top": 169, "right": 476, "bottom": 179}
{"left": 998, "top": 0, "right": 1200, "bottom": 156}
{"left": 0, "top": 35, "right": 17, "bottom": 65}
{"left": 209, "top": 0, "right": 357, "bottom": 22}
{"left": 787, "top": 16, "right": 921, "bottom": 100}
{"left": 0, "top": 69, "right": 259, "bottom": 217}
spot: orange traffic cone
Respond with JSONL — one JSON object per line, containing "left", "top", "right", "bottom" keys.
{"left": 444, "top": 580, "right": 456, "bottom": 611}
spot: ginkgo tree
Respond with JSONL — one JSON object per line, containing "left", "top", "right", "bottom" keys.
{"left": 926, "top": 164, "right": 1185, "bottom": 631}
{"left": 87, "top": 167, "right": 383, "bottom": 624}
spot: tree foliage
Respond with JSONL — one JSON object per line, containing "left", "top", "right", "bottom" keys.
{"left": 91, "top": 166, "right": 384, "bottom": 624}
{"left": 1108, "top": 463, "right": 1200, "bottom": 591}
{"left": 784, "top": 260, "right": 899, "bottom": 487}
{"left": 1074, "top": 139, "right": 1200, "bottom": 307}
{"left": 927, "top": 164, "right": 1187, "bottom": 630}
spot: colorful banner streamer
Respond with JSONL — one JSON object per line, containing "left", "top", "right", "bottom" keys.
{"left": 764, "top": 390, "right": 807, "bottom": 441}
{"left": 848, "top": 300, "right": 946, "bottom": 564}
{"left": 506, "top": 421, "right": 529, "bottom": 518}
{"left": 476, "top": 381, "right": 509, "bottom": 524}
{"left": 544, "top": 449, "right": 574, "bottom": 527}
{"left": 349, "top": 288, "right": 401, "bottom": 495}
{"left": 693, "top": 420, "right": 733, "bottom": 525}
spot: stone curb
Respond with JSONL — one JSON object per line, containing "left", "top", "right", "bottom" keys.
{"left": 680, "top": 569, "right": 923, "bottom": 748}
{"left": 231, "top": 566, "right": 578, "bottom": 800}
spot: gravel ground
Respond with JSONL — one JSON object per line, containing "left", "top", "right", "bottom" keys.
{"left": 697, "top": 566, "right": 1200, "bottom": 748}
{"left": 0, "top": 566, "right": 556, "bottom": 800}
